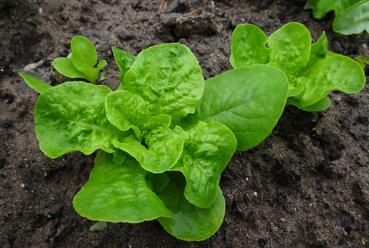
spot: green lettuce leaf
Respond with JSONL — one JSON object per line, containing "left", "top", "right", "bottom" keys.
{"left": 73, "top": 151, "right": 171, "bottom": 223}
{"left": 113, "top": 126, "right": 187, "bottom": 173}
{"left": 52, "top": 57, "right": 86, "bottom": 79}
{"left": 19, "top": 72, "right": 51, "bottom": 94}
{"left": 71, "top": 35, "right": 97, "bottom": 69}
{"left": 293, "top": 53, "right": 366, "bottom": 106}
{"left": 288, "top": 96, "right": 332, "bottom": 112}
{"left": 267, "top": 22, "right": 312, "bottom": 81}
{"left": 193, "top": 65, "right": 288, "bottom": 151}
{"left": 230, "top": 24, "right": 269, "bottom": 68}
{"left": 333, "top": 1, "right": 369, "bottom": 35}
{"left": 170, "top": 121, "right": 236, "bottom": 208}
{"left": 112, "top": 47, "right": 135, "bottom": 82}
{"left": 158, "top": 173, "right": 225, "bottom": 241}
{"left": 304, "top": 0, "right": 362, "bottom": 19}
{"left": 124, "top": 43, "right": 205, "bottom": 119}
{"left": 35, "top": 81, "right": 125, "bottom": 158}
{"left": 105, "top": 90, "right": 171, "bottom": 137}
{"left": 308, "top": 32, "right": 328, "bottom": 67}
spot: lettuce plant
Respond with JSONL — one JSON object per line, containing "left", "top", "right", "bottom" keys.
{"left": 231, "top": 22, "right": 366, "bottom": 112}
{"left": 305, "top": 0, "right": 369, "bottom": 35}
{"left": 20, "top": 38, "right": 289, "bottom": 241}
{"left": 52, "top": 36, "right": 107, "bottom": 83}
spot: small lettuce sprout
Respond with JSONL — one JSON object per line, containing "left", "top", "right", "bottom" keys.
{"left": 20, "top": 35, "right": 289, "bottom": 241}
{"left": 305, "top": 0, "right": 369, "bottom": 35}
{"left": 231, "top": 22, "right": 366, "bottom": 112}
{"left": 52, "top": 36, "right": 107, "bottom": 83}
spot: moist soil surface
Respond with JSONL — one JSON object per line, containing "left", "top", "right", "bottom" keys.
{"left": 1, "top": 0, "right": 369, "bottom": 247}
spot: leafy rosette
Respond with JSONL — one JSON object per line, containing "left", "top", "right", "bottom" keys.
{"left": 20, "top": 35, "right": 291, "bottom": 241}
{"left": 230, "top": 22, "right": 366, "bottom": 112}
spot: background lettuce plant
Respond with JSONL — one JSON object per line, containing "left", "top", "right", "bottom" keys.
{"left": 20, "top": 37, "right": 289, "bottom": 241}
{"left": 305, "top": 0, "right": 369, "bottom": 35}
{"left": 231, "top": 22, "right": 366, "bottom": 112}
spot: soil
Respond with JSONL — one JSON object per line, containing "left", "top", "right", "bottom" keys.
{"left": 1, "top": 0, "right": 368, "bottom": 247}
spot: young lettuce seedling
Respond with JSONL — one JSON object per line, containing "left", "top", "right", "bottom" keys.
{"left": 304, "top": 0, "right": 369, "bottom": 35}
{"left": 230, "top": 22, "right": 366, "bottom": 112}
{"left": 20, "top": 36, "right": 289, "bottom": 240}
{"left": 52, "top": 35, "right": 107, "bottom": 83}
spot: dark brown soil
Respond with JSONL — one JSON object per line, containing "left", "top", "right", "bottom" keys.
{"left": 1, "top": 0, "right": 368, "bottom": 247}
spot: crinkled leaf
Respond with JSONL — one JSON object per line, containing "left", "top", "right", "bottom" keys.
{"left": 71, "top": 35, "right": 97, "bottom": 69}
{"left": 304, "top": 0, "right": 362, "bottom": 19}
{"left": 268, "top": 22, "right": 312, "bottom": 81}
{"left": 288, "top": 96, "right": 332, "bottom": 112}
{"left": 124, "top": 43, "right": 204, "bottom": 119}
{"left": 113, "top": 126, "right": 187, "bottom": 173}
{"left": 170, "top": 121, "right": 236, "bottom": 208}
{"left": 105, "top": 90, "right": 171, "bottom": 136}
{"left": 19, "top": 72, "right": 51, "bottom": 94}
{"left": 35, "top": 81, "right": 125, "bottom": 158}
{"left": 333, "top": 1, "right": 369, "bottom": 35}
{"left": 193, "top": 65, "right": 288, "bottom": 151}
{"left": 52, "top": 57, "right": 86, "bottom": 79}
{"left": 231, "top": 24, "right": 269, "bottom": 68}
{"left": 73, "top": 151, "right": 171, "bottom": 223}
{"left": 294, "top": 53, "right": 365, "bottom": 107}
{"left": 308, "top": 32, "right": 328, "bottom": 67}
{"left": 158, "top": 173, "right": 225, "bottom": 241}
{"left": 112, "top": 47, "right": 135, "bottom": 81}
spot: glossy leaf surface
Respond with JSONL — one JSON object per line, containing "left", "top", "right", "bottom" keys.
{"left": 171, "top": 121, "right": 236, "bottom": 208}
{"left": 193, "top": 65, "right": 288, "bottom": 151}
{"left": 19, "top": 72, "right": 51, "bottom": 94}
{"left": 158, "top": 174, "right": 225, "bottom": 241}
{"left": 124, "top": 43, "right": 204, "bottom": 119}
{"left": 113, "top": 127, "right": 187, "bottom": 173}
{"left": 73, "top": 151, "right": 171, "bottom": 223}
{"left": 35, "top": 82, "right": 124, "bottom": 158}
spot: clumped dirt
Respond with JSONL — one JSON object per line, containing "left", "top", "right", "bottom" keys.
{"left": 1, "top": 0, "right": 368, "bottom": 247}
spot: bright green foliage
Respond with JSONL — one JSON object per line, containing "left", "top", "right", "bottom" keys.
{"left": 231, "top": 22, "right": 366, "bottom": 111}
{"left": 308, "top": 32, "right": 328, "bottom": 67}
{"left": 268, "top": 22, "right": 311, "bottom": 81}
{"left": 124, "top": 43, "right": 205, "bottom": 119}
{"left": 193, "top": 66, "right": 288, "bottom": 151}
{"left": 230, "top": 24, "right": 269, "bottom": 68}
{"left": 158, "top": 174, "right": 225, "bottom": 241}
{"left": 294, "top": 53, "right": 365, "bottom": 107}
{"left": 73, "top": 151, "right": 172, "bottom": 223}
{"left": 113, "top": 127, "right": 187, "bottom": 173}
{"left": 21, "top": 27, "right": 360, "bottom": 241}
{"left": 105, "top": 90, "right": 171, "bottom": 137}
{"left": 19, "top": 72, "right": 51, "bottom": 94}
{"left": 34, "top": 82, "right": 125, "bottom": 158}
{"left": 52, "top": 35, "right": 107, "bottom": 83}
{"left": 112, "top": 47, "right": 135, "bottom": 82}
{"left": 305, "top": 0, "right": 369, "bottom": 35}
{"left": 170, "top": 121, "right": 236, "bottom": 208}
